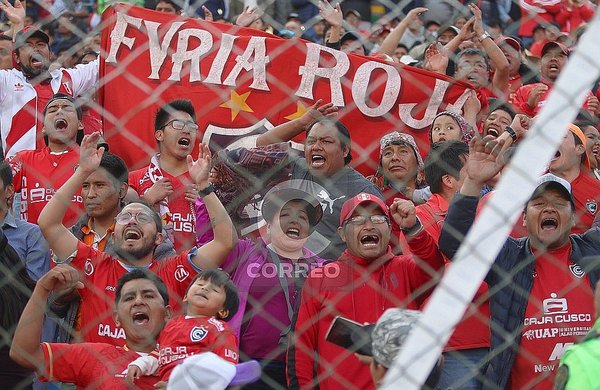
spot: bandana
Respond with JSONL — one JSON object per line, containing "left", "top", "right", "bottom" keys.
{"left": 430, "top": 111, "right": 474, "bottom": 144}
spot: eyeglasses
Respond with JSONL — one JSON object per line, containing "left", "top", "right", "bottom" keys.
{"left": 344, "top": 215, "right": 389, "bottom": 226}
{"left": 116, "top": 211, "right": 155, "bottom": 225}
{"left": 160, "top": 119, "right": 199, "bottom": 131}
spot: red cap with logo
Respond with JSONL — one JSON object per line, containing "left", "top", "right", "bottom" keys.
{"left": 340, "top": 193, "right": 389, "bottom": 226}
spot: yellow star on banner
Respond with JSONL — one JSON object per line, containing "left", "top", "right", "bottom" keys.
{"left": 284, "top": 101, "right": 309, "bottom": 121}
{"left": 219, "top": 90, "right": 254, "bottom": 121}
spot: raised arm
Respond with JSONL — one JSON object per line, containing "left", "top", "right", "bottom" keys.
{"left": 0, "top": 0, "right": 25, "bottom": 39}
{"left": 319, "top": 0, "right": 342, "bottom": 45}
{"left": 470, "top": 4, "right": 509, "bottom": 97}
{"left": 187, "top": 144, "right": 237, "bottom": 270}
{"left": 10, "top": 264, "right": 83, "bottom": 372}
{"left": 255, "top": 100, "right": 337, "bottom": 146}
{"left": 438, "top": 136, "right": 507, "bottom": 260}
{"left": 390, "top": 199, "right": 444, "bottom": 273}
{"left": 37, "top": 133, "right": 104, "bottom": 260}
{"left": 378, "top": 7, "right": 428, "bottom": 57}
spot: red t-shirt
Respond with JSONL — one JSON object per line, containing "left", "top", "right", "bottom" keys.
{"left": 507, "top": 74, "right": 523, "bottom": 106}
{"left": 70, "top": 241, "right": 198, "bottom": 345}
{"left": 129, "top": 166, "right": 196, "bottom": 252}
{"left": 40, "top": 342, "right": 159, "bottom": 389}
{"left": 416, "top": 194, "right": 491, "bottom": 352}
{"left": 509, "top": 242, "right": 595, "bottom": 389}
{"left": 569, "top": 171, "right": 600, "bottom": 234}
{"left": 158, "top": 315, "right": 238, "bottom": 380}
{"left": 7, "top": 147, "right": 83, "bottom": 225}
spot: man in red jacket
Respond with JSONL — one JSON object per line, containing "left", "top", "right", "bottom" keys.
{"left": 287, "top": 193, "right": 444, "bottom": 390}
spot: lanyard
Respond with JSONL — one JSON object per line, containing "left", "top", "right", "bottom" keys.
{"left": 267, "top": 246, "right": 295, "bottom": 322}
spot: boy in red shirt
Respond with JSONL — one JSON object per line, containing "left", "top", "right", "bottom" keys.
{"left": 127, "top": 269, "right": 240, "bottom": 383}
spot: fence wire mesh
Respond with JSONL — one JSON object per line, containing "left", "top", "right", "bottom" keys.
{"left": 1, "top": 0, "right": 600, "bottom": 389}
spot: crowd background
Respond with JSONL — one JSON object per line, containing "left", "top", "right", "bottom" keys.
{"left": 1, "top": 0, "right": 600, "bottom": 389}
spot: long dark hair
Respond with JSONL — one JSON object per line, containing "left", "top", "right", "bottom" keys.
{"left": 0, "top": 230, "right": 36, "bottom": 335}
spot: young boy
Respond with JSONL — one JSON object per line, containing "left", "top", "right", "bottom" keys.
{"left": 126, "top": 269, "right": 240, "bottom": 383}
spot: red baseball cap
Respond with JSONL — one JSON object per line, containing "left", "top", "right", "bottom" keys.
{"left": 497, "top": 36, "right": 521, "bottom": 52}
{"left": 15, "top": 26, "right": 50, "bottom": 49}
{"left": 340, "top": 193, "right": 389, "bottom": 226}
{"left": 541, "top": 41, "right": 570, "bottom": 57}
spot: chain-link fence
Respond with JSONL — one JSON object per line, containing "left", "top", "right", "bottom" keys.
{"left": 1, "top": 0, "right": 600, "bottom": 389}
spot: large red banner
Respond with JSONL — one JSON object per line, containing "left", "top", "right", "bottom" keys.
{"left": 100, "top": 4, "right": 472, "bottom": 174}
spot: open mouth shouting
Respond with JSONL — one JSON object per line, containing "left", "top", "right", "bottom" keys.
{"left": 540, "top": 217, "right": 558, "bottom": 231}
{"left": 132, "top": 311, "right": 150, "bottom": 325}
{"left": 286, "top": 227, "right": 301, "bottom": 239}
{"left": 487, "top": 125, "right": 501, "bottom": 138}
{"left": 124, "top": 227, "right": 142, "bottom": 242}
{"left": 311, "top": 154, "right": 326, "bottom": 169}
{"left": 54, "top": 118, "right": 68, "bottom": 130}
{"left": 177, "top": 136, "right": 191, "bottom": 148}
{"left": 359, "top": 233, "right": 380, "bottom": 248}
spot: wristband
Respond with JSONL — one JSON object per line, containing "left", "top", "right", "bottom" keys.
{"left": 505, "top": 126, "right": 518, "bottom": 142}
{"left": 198, "top": 184, "right": 215, "bottom": 197}
{"left": 478, "top": 31, "right": 491, "bottom": 42}
{"left": 401, "top": 218, "right": 423, "bottom": 237}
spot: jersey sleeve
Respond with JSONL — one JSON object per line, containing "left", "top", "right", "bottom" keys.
{"left": 39, "top": 342, "right": 95, "bottom": 385}
{"left": 211, "top": 327, "right": 239, "bottom": 364}
{"left": 0, "top": 69, "right": 11, "bottom": 104}
{"left": 7, "top": 153, "right": 24, "bottom": 192}
{"left": 154, "top": 249, "right": 200, "bottom": 301}
{"left": 65, "top": 59, "right": 99, "bottom": 97}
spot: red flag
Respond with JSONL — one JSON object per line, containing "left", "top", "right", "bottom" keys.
{"left": 100, "top": 4, "right": 472, "bottom": 175}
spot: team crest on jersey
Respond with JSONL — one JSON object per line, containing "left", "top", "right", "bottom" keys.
{"left": 174, "top": 265, "right": 189, "bottom": 282}
{"left": 84, "top": 259, "right": 94, "bottom": 276}
{"left": 14, "top": 83, "right": 24, "bottom": 91}
{"left": 586, "top": 200, "right": 597, "bottom": 215}
{"left": 569, "top": 264, "right": 585, "bottom": 279}
{"left": 190, "top": 326, "right": 208, "bottom": 342}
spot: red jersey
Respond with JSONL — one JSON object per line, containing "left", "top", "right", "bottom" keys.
{"left": 40, "top": 342, "right": 159, "bottom": 389}
{"left": 569, "top": 171, "right": 600, "bottom": 234}
{"left": 129, "top": 166, "right": 196, "bottom": 252}
{"left": 513, "top": 82, "right": 595, "bottom": 117}
{"left": 8, "top": 147, "right": 83, "bottom": 225}
{"left": 70, "top": 241, "right": 198, "bottom": 345}
{"left": 416, "top": 194, "right": 491, "bottom": 352}
{"left": 158, "top": 315, "right": 238, "bottom": 380}
{"left": 509, "top": 242, "right": 594, "bottom": 389}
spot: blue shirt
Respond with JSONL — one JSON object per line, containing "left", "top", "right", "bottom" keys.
{"left": 2, "top": 212, "right": 51, "bottom": 280}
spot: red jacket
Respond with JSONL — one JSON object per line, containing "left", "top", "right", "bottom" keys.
{"left": 287, "top": 229, "right": 444, "bottom": 390}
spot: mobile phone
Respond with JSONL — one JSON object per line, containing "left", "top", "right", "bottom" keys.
{"left": 325, "top": 316, "right": 372, "bottom": 354}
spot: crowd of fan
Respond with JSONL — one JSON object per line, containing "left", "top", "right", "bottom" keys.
{"left": 1, "top": 0, "right": 600, "bottom": 390}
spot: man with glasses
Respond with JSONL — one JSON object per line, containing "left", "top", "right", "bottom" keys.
{"left": 130, "top": 99, "right": 206, "bottom": 252}
{"left": 288, "top": 193, "right": 444, "bottom": 390}
{"left": 38, "top": 132, "right": 238, "bottom": 346}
